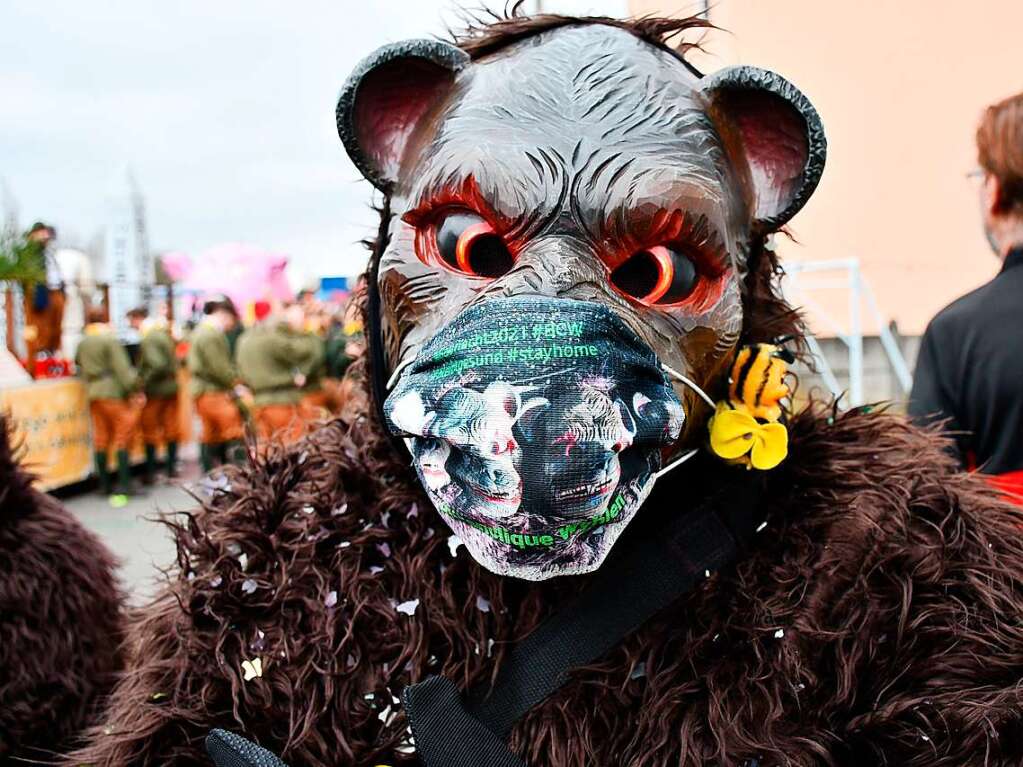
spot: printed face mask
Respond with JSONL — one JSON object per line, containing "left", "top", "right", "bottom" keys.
{"left": 384, "top": 296, "right": 685, "bottom": 580}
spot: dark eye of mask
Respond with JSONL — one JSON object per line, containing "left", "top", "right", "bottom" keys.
{"left": 610, "top": 245, "right": 699, "bottom": 306}
{"left": 435, "top": 210, "right": 515, "bottom": 279}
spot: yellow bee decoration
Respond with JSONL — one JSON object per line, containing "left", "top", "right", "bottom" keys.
{"left": 709, "top": 343, "right": 792, "bottom": 470}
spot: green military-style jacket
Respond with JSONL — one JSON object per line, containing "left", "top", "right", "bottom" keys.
{"left": 139, "top": 325, "right": 179, "bottom": 399}
{"left": 236, "top": 322, "right": 316, "bottom": 407}
{"left": 324, "top": 327, "right": 358, "bottom": 379}
{"left": 188, "top": 321, "right": 237, "bottom": 397}
{"left": 75, "top": 324, "right": 138, "bottom": 401}
{"left": 296, "top": 332, "right": 326, "bottom": 394}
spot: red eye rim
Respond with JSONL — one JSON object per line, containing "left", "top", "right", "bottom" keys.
{"left": 608, "top": 244, "right": 729, "bottom": 313}
{"left": 455, "top": 221, "right": 497, "bottom": 275}
{"left": 638, "top": 245, "right": 675, "bottom": 305}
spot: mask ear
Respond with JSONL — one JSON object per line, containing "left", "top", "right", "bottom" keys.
{"left": 336, "top": 39, "right": 470, "bottom": 192}
{"left": 698, "top": 65, "right": 826, "bottom": 233}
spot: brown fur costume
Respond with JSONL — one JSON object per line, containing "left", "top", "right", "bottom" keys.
{"left": 0, "top": 416, "right": 124, "bottom": 761}
{"left": 66, "top": 13, "right": 1023, "bottom": 767}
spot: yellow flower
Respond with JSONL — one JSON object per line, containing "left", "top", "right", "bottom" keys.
{"left": 708, "top": 402, "right": 788, "bottom": 470}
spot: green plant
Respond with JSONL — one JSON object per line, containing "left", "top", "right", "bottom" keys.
{"left": 0, "top": 225, "right": 46, "bottom": 284}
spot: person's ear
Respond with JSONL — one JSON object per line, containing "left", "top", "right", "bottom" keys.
{"left": 337, "top": 40, "right": 470, "bottom": 192}
{"left": 984, "top": 173, "right": 1005, "bottom": 215}
{"left": 698, "top": 66, "right": 827, "bottom": 234}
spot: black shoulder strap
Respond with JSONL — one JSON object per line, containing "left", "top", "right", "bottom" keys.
{"left": 405, "top": 479, "right": 762, "bottom": 767}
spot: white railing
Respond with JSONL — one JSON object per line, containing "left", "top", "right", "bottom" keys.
{"left": 782, "top": 259, "right": 913, "bottom": 407}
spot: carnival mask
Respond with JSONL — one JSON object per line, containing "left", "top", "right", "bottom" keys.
{"left": 337, "top": 22, "right": 825, "bottom": 578}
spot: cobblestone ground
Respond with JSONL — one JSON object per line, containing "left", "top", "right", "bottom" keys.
{"left": 64, "top": 472, "right": 199, "bottom": 605}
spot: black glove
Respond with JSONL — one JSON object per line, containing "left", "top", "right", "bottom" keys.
{"left": 206, "top": 729, "right": 290, "bottom": 767}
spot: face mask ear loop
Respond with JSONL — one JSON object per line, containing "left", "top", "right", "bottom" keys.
{"left": 655, "top": 448, "right": 699, "bottom": 479}
{"left": 654, "top": 365, "right": 716, "bottom": 479}
{"left": 661, "top": 364, "right": 717, "bottom": 409}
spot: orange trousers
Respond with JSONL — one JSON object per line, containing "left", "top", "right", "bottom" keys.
{"left": 89, "top": 398, "right": 136, "bottom": 452}
{"left": 299, "top": 389, "right": 331, "bottom": 423}
{"left": 194, "top": 392, "right": 244, "bottom": 444}
{"left": 254, "top": 403, "right": 304, "bottom": 445}
{"left": 24, "top": 288, "right": 65, "bottom": 360}
{"left": 140, "top": 395, "right": 181, "bottom": 445}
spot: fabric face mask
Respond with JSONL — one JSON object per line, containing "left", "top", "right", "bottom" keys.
{"left": 384, "top": 296, "right": 685, "bottom": 580}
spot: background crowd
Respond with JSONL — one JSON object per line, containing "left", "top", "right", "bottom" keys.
{"left": 72, "top": 285, "right": 365, "bottom": 499}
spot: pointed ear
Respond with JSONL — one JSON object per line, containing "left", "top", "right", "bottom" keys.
{"left": 698, "top": 65, "right": 826, "bottom": 233}
{"left": 337, "top": 39, "right": 470, "bottom": 192}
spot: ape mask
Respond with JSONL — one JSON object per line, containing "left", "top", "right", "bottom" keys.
{"left": 338, "top": 20, "right": 825, "bottom": 579}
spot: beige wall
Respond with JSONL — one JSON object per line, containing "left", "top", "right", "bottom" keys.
{"left": 631, "top": 0, "right": 1022, "bottom": 335}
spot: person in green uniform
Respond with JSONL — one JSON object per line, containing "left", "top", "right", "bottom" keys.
{"left": 297, "top": 315, "right": 328, "bottom": 423}
{"left": 236, "top": 302, "right": 314, "bottom": 446}
{"left": 75, "top": 305, "right": 139, "bottom": 496}
{"left": 127, "top": 307, "right": 180, "bottom": 481}
{"left": 187, "top": 296, "right": 243, "bottom": 471}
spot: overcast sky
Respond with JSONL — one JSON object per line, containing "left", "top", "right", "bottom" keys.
{"left": 0, "top": 0, "right": 627, "bottom": 281}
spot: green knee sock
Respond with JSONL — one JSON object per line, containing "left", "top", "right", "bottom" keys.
{"left": 93, "top": 450, "right": 112, "bottom": 495}
{"left": 200, "top": 443, "right": 214, "bottom": 473}
{"left": 224, "top": 439, "right": 245, "bottom": 465}
{"left": 166, "top": 441, "right": 179, "bottom": 476}
{"left": 143, "top": 444, "right": 157, "bottom": 484}
{"left": 115, "top": 449, "right": 133, "bottom": 495}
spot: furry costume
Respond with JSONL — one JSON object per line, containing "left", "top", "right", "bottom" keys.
{"left": 0, "top": 417, "right": 124, "bottom": 760}
{"left": 68, "top": 11, "right": 1023, "bottom": 767}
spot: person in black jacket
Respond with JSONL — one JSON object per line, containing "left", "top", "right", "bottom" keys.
{"left": 910, "top": 90, "right": 1023, "bottom": 497}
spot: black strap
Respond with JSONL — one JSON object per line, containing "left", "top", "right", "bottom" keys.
{"left": 405, "top": 480, "right": 761, "bottom": 766}
{"left": 404, "top": 678, "right": 528, "bottom": 767}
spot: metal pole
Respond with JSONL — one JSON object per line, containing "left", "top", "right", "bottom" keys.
{"left": 848, "top": 261, "right": 864, "bottom": 405}
{"left": 803, "top": 333, "right": 844, "bottom": 400}
{"left": 861, "top": 280, "right": 913, "bottom": 393}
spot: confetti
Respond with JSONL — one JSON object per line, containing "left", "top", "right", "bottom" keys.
{"left": 238, "top": 553, "right": 249, "bottom": 571}
{"left": 773, "top": 628, "right": 785, "bottom": 639}
{"left": 381, "top": 511, "right": 391, "bottom": 527}
{"left": 487, "top": 638, "right": 495, "bottom": 657}
{"left": 251, "top": 630, "right": 267, "bottom": 652}
{"left": 325, "top": 590, "right": 338, "bottom": 608}
{"left": 423, "top": 527, "right": 435, "bottom": 540}
{"left": 150, "top": 691, "right": 168, "bottom": 701}
{"left": 242, "top": 658, "right": 263, "bottom": 681}
{"left": 447, "top": 535, "right": 463, "bottom": 557}
{"left": 377, "top": 542, "right": 392, "bottom": 558}
{"left": 302, "top": 504, "right": 315, "bottom": 514}
{"left": 756, "top": 521, "right": 768, "bottom": 532}
{"left": 332, "top": 503, "right": 348, "bottom": 516}
{"left": 346, "top": 654, "right": 357, "bottom": 669}
{"left": 395, "top": 599, "right": 420, "bottom": 616}
{"left": 475, "top": 596, "right": 491, "bottom": 613}
{"left": 210, "top": 575, "right": 223, "bottom": 588}
{"left": 369, "top": 566, "right": 385, "bottom": 575}
{"left": 408, "top": 503, "right": 419, "bottom": 518}
{"left": 242, "top": 579, "right": 257, "bottom": 594}
{"left": 339, "top": 541, "right": 352, "bottom": 549}
{"left": 704, "top": 569, "right": 712, "bottom": 578}
{"left": 630, "top": 662, "right": 647, "bottom": 681}
{"left": 298, "top": 450, "right": 309, "bottom": 464}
